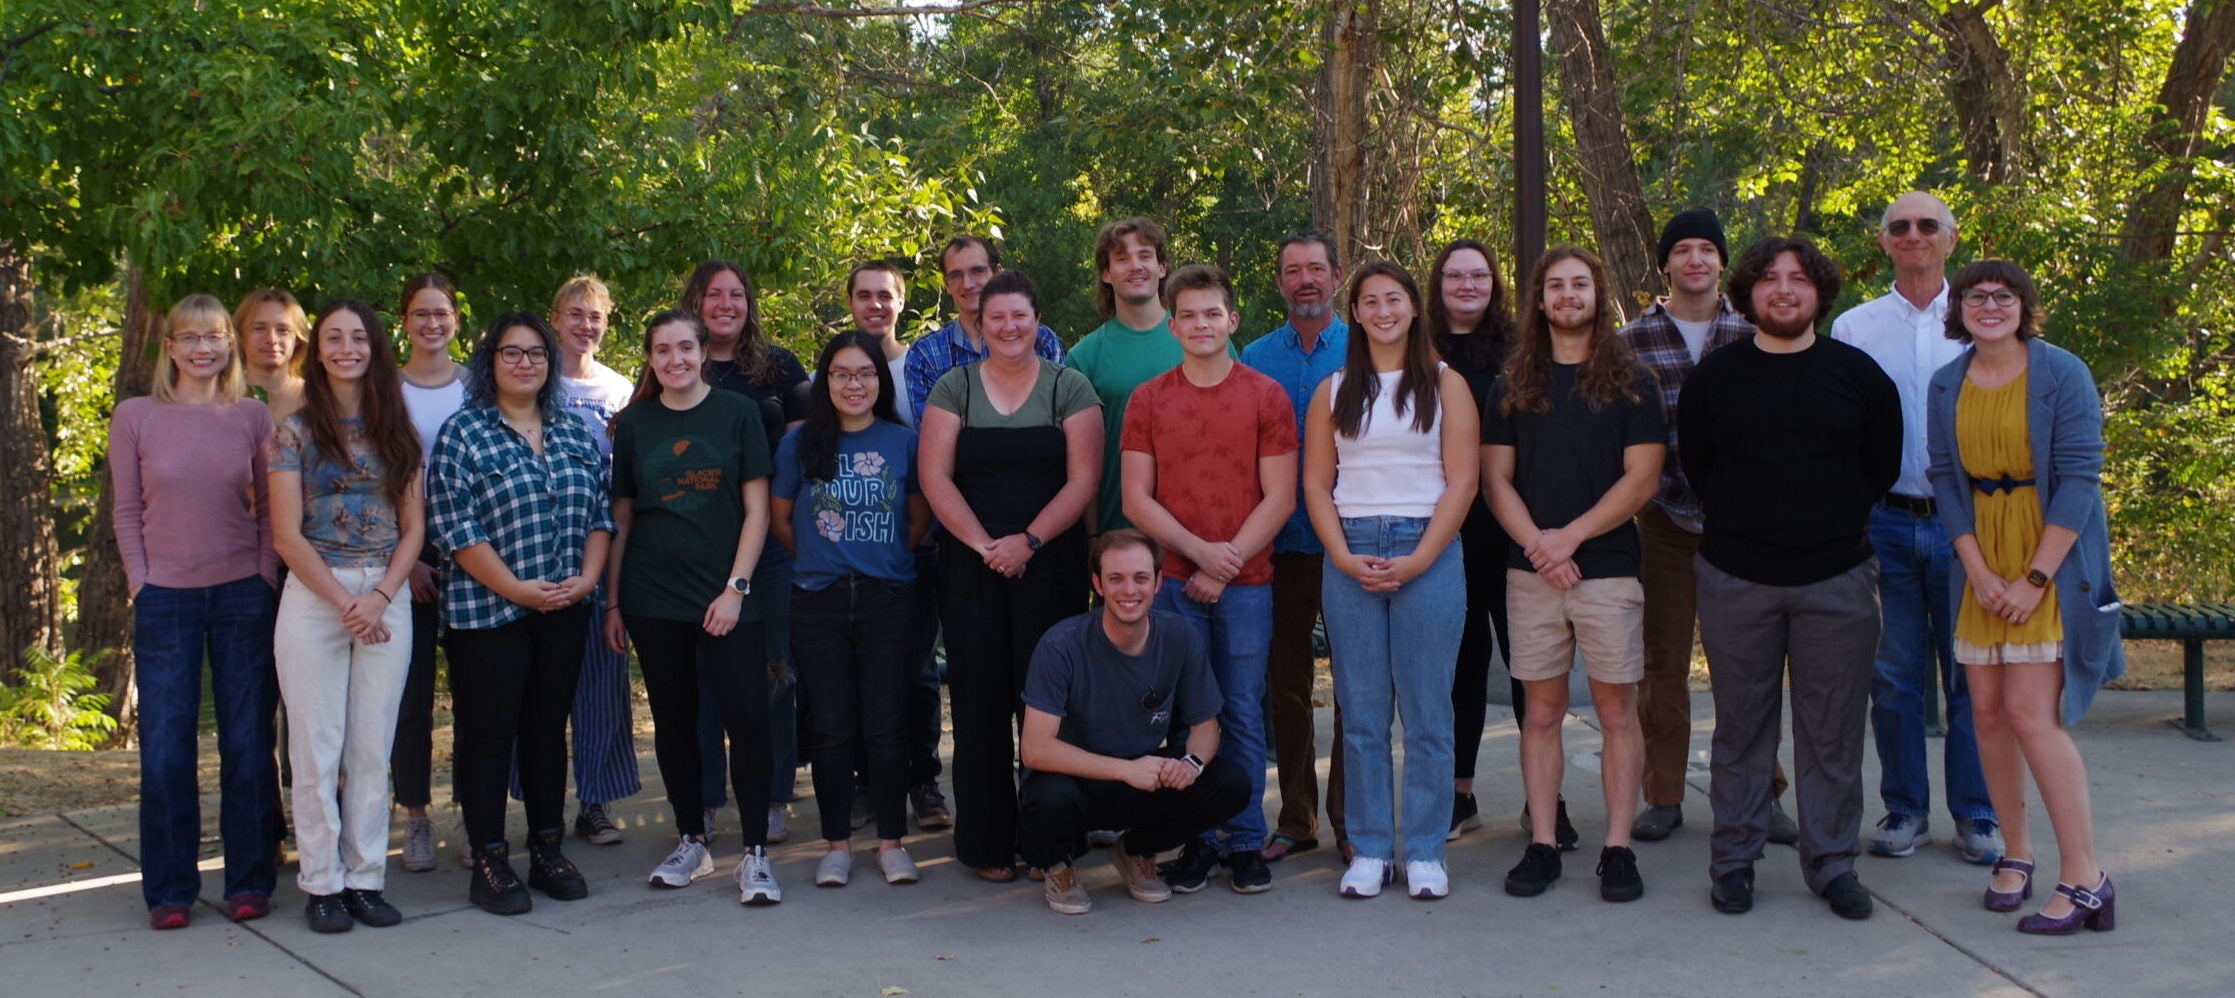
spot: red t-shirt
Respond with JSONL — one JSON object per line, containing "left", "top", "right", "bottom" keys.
{"left": 1119, "top": 363, "right": 1299, "bottom": 585}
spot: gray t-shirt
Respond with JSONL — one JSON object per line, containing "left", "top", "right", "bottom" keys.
{"left": 1022, "top": 610, "right": 1222, "bottom": 761}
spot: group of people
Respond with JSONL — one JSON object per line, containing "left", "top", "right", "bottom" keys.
{"left": 118, "top": 193, "right": 2123, "bottom": 938}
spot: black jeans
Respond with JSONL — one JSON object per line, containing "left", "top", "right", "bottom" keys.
{"left": 445, "top": 605, "right": 589, "bottom": 847}
{"left": 1017, "top": 756, "right": 1252, "bottom": 870}
{"left": 1453, "top": 506, "right": 1514, "bottom": 779}
{"left": 795, "top": 576, "right": 915, "bottom": 841}
{"left": 625, "top": 614, "right": 771, "bottom": 847}
{"left": 907, "top": 546, "right": 944, "bottom": 784}
{"left": 391, "top": 577, "right": 441, "bottom": 810}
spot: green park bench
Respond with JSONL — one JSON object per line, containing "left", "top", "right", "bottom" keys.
{"left": 2120, "top": 603, "right": 2235, "bottom": 741}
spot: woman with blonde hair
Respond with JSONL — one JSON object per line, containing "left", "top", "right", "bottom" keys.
{"left": 112, "top": 294, "right": 282, "bottom": 929}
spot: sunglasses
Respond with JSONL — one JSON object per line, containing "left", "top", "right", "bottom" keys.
{"left": 1884, "top": 218, "right": 1945, "bottom": 238}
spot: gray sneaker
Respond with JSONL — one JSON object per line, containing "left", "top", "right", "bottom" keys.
{"left": 649, "top": 836, "right": 714, "bottom": 888}
{"left": 401, "top": 815, "right": 436, "bottom": 873}
{"left": 814, "top": 848, "right": 852, "bottom": 887}
{"left": 1631, "top": 804, "right": 1683, "bottom": 842}
{"left": 1108, "top": 837, "right": 1171, "bottom": 904}
{"left": 766, "top": 804, "right": 791, "bottom": 844}
{"left": 574, "top": 802, "right": 624, "bottom": 846}
{"left": 737, "top": 847, "right": 782, "bottom": 906}
{"left": 1868, "top": 813, "right": 1930, "bottom": 857}
{"left": 1767, "top": 800, "right": 1800, "bottom": 846}
{"left": 1954, "top": 818, "right": 2004, "bottom": 865}
{"left": 878, "top": 847, "right": 920, "bottom": 885}
{"left": 1043, "top": 863, "right": 1091, "bottom": 915}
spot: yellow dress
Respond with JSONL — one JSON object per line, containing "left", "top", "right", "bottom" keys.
{"left": 1953, "top": 371, "right": 2062, "bottom": 664}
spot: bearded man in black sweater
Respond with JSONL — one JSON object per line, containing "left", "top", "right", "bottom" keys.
{"left": 1678, "top": 237, "right": 1901, "bottom": 921}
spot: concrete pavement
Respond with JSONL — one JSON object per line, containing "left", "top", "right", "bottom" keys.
{"left": 2, "top": 690, "right": 2227, "bottom": 997}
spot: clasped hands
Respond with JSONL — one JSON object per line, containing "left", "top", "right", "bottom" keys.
{"left": 1969, "top": 571, "right": 2047, "bottom": 625}
{"left": 510, "top": 574, "right": 599, "bottom": 614}
{"left": 1524, "top": 526, "right": 1583, "bottom": 591}
{"left": 1119, "top": 754, "right": 1202, "bottom": 793}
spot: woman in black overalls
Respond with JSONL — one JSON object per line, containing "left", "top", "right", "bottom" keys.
{"left": 917, "top": 269, "right": 1103, "bottom": 881}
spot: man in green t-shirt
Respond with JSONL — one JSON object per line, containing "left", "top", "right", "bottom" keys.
{"left": 1067, "top": 217, "right": 1175, "bottom": 535}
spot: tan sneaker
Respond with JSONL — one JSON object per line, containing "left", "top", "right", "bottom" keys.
{"left": 1108, "top": 839, "right": 1171, "bottom": 903}
{"left": 1043, "top": 863, "right": 1091, "bottom": 915}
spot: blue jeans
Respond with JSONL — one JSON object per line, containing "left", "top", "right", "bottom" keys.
{"left": 1154, "top": 578, "right": 1273, "bottom": 851}
{"left": 1867, "top": 503, "right": 1994, "bottom": 823}
{"left": 134, "top": 576, "right": 279, "bottom": 908}
{"left": 1321, "top": 517, "right": 1464, "bottom": 864}
{"left": 702, "top": 547, "right": 798, "bottom": 808}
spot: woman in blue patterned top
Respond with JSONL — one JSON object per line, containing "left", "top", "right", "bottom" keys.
{"left": 271, "top": 300, "right": 424, "bottom": 934}
{"left": 773, "top": 330, "right": 930, "bottom": 887}
{"left": 429, "top": 313, "right": 614, "bottom": 916}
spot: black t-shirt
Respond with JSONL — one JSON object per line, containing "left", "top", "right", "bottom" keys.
{"left": 1482, "top": 362, "right": 1666, "bottom": 578}
{"left": 707, "top": 345, "right": 812, "bottom": 453}
{"left": 1021, "top": 610, "right": 1222, "bottom": 762}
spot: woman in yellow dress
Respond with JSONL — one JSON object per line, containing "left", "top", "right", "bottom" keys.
{"left": 1926, "top": 261, "right": 2125, "bottom": 936}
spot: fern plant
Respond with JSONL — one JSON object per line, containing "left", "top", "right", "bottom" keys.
{"left": 2, "top": 646, "right": 119, "bottom": 750}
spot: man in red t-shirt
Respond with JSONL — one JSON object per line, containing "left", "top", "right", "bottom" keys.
{"left": 1120, "top": 264, "right": 1298, "bottom": 895}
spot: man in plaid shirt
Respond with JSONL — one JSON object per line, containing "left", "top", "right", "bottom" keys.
{"left": 1616, "top": 209, "right": 1796, "bottom": 845}
{"left": 904, "top": 234, "right": 1067, "bottom": 427}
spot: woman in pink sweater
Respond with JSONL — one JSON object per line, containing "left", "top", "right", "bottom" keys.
{"left": 110, "top": 294, "right": 282, "bottom": 930}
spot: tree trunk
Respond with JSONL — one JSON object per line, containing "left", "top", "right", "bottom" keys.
{"left": 76, "top": 264, "right": 159, "bottom": 742}
{"left": 1314, "top": 0, "right": 1375, "bottom": 268}
{"left": 1938, "top": 1, "right": 2027, "bottom": 184}
{"left": 0, "top": 241, "right": 64, "bottom": 679}
{"left": 2119, "top": 0, "right": 2235, "bottom": 266}
{"left": 1545, "top": 0, "right": 1660, "bottom": 317}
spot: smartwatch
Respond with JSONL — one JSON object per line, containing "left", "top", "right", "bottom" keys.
{"left": 1181, "top": 753, "right": 1206, "bottom": 774}
{"left": 2024, "top": 568, "right": 2050, "bottom": 589}
{"left": 727, "top": 576, "right": 752, "bottom": 596}
{"left": 1024, "top": 530, "right": 1044, "bottom": 552}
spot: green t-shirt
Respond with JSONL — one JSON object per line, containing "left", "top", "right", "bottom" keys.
{"left": 611, "top": 389, "right": 773, "bottom": 624}
{"left": 926, "top": 358, "right": 1101, "bottom": 428}
{"left": 1068, "top": 316, "right": 1189, "bottom": 532}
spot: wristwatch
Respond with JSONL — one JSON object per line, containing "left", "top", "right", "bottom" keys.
{"left": 1024, "top": 530, "right": 1044, "bottom": 551}
{"left": 2024, "top": 568, "right": 2050, "bottom": 589}
{"left": 727, "top": 576, "right": 752, "bottom": 596}
{"left": 1181, "top": 753, "right": 1205, "bottom": 774}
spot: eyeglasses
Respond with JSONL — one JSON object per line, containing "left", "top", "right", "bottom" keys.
{"left": 408, "top": 308, "right": 456, "bottom": 324}
{"left": 497, "top": 346, "right": 551, "bottom": 367}
{"left": 1441, "top": 269, "right": 1494, "bottom": 285}
{"left": 1960, "top": 289, "right": 2020, "bottom": 308}
{"left": 1884, "top": 218, "right": 1945, "bottom": 238}
{"left": 168, "top": 332, "right": 231, "bottom": 348}
{"left": 827, "top": 369, "right": 879, "bottom": 386}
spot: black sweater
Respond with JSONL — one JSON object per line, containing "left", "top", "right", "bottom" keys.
{"left": 1678, "top": 335, "right": 1902, "bottom": 586}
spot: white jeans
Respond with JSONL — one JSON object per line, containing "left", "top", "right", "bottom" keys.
{"left": 276, "top": 565, "right": 412, "bottom": 896}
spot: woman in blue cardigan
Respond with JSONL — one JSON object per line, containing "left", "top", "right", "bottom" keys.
{"left": 1927, "top": 261, "right": 2125, "bottom": 936}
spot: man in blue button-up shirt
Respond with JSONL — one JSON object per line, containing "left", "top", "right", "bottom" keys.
{"left": 1240, "top": 230, "right": 1349, "bottom": 861}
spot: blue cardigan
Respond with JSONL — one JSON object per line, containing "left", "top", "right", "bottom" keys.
{"left": 1926, "top": 338, "right": 2126, "bottom": 723}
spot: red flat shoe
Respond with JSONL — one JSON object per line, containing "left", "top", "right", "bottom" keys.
{"left": 229, "top": 892, "right": 272, "bottom": 923}
{"left": 149, "top": 904, "right": 191, "bottom": 930}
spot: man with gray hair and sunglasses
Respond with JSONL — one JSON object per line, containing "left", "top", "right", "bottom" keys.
{"left": 1829, "top": 192, "right": 2002, "bottom": 867}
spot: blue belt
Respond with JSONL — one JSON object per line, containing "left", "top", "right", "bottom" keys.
{"left": 1971, "top": 474, "right": 2036, "bottom": 495}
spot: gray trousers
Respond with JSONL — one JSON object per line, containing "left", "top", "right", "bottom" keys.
{"left": 1696, "top": 555, "right": 1880, "bottom": 894}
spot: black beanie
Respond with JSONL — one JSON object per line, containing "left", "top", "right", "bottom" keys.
{"left": 1657, "top": 208, "right": 1729, "bottom": 270}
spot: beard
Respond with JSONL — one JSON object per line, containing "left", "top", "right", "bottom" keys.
{"left": 1288, "top": 299, "right": 1331, "bottom": 320}
{"left": 1755, "top": 312, "right": 1817, "bottom": 340}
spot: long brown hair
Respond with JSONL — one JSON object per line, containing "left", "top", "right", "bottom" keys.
{"left": 615, "top": 308, "right": 710, "bottom": 437}
{"left": 1504, "top": 246, "right": 1643, "bottom": 416}
{"left": 1425, "top": 238, "right": 1514, "bottom": 375}
{"left": 681, "top": 259, "right": 775, "bottom": 385}
{"left": 300, "top": 300, "right": 420, "bottom": 509}
{"left": 1332, "top": 262, "right": 1441, "bottom": 438}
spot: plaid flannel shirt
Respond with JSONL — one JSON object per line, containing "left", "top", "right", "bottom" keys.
{"left": 905, "top": 318, "right": 1066, "bottom": 426}
{"left": 1617, "top": 297, "right": 1755, "bottom": 525}
{"left": 429, "top": 402, "right": 615, "bottom": 630}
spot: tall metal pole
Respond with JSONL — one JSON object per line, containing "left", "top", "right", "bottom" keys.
{"left": 1514, "top": 0, "right": 1546, "bottom": 281}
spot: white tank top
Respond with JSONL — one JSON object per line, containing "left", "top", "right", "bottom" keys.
{"left": 1330, "top": 367, "right": 1446, "bottom": 518}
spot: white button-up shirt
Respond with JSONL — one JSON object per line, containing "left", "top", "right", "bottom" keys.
{"left": 1830, "top": 281, "right": 1964, "bottom": 498}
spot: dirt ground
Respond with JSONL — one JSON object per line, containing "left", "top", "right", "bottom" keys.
{"left": 2, "top": 642, "right": 2221, "bottom": 819}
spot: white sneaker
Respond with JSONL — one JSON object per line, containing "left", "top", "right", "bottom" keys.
{"left": 1339, "top": 857, "right": 1392, "bottom": 898}
{"left": 738, "top": 847, "right": 782, "bottom": 905}
{"left": 649, "top": 835, "right": 714, "bottom": 888}
{"left": 815, "top": 848, "right": 852, "bottom": 887}
{"left": 1406, "top": 860, "right": 1450, "bottom": 900}
{"left": 878, "top": 847, "right": 920, "bottom": 885}
{"left": 766, "top": 804, "right": 791, "bottom": 844}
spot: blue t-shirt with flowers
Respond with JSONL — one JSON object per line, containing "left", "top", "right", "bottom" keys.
{"left": 772, "top": 420, "right": 919, "bottom": 589}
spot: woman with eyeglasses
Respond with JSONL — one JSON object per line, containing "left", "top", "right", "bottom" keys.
{"left": 1926, "top": 261, "right": 2125, "bottom": 935}
{"left": 429, "top": 313, "right": 612, "bottom": 915}
{"left": 271, "top": 299, "right": 424, "bottom": 932}
{"left": 393, "top": 273, "right": 466, "bottom": 873}
{"left": 113, "top": 294, "right": 283, "bottom": 930}
{"left": 773, "top": 329, "right": 929, "bottom": 886}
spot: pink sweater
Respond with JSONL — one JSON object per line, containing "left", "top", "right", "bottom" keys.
{"left": 109, "top": 397, "right": 278, "bottom": 592}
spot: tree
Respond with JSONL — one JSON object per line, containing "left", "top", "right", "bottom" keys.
{"left": 1546, "top": 0, "right": 1658, "bottom": 310}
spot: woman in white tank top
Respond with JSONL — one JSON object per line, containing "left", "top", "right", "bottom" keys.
{"left": 1302, "top": 262, "right": 1479, "bottom": 901}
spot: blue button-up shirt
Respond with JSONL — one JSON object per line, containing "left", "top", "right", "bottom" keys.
{"left": 1242, "top": 315, "right": 1349, "bottom": 554}
{"left": 429, "top": 402, "right": 615, "bottom": 630}
{"left": 904, "top": 319, "right": 1067, "bottom": 427}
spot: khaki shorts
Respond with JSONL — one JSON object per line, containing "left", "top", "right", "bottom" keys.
{"left": 1505, "top": 570, "right": 1646, "bottom": 685}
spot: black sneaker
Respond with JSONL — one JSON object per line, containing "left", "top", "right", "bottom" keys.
{"left": 1596, "top": 846, "right": 1644, "bottom": 902}
{"left": 527, "top": 830, "right": 588, "bottom": 901}
{"left": 305, "top": 892, "right": 353, "bottom": 933}
{"left": 1823, "top": 871, "right": 1874, "bottom": 920}
{"left": 340, "top": 888, "right": 401, "bottom": 927}
{"left": 1516, "top": 798, "right": 1581, "bottom": 851}
{"left": 1157, "top": 840, "right": 1221, "bottom": 894}
{"left": 1711, "top": 866, "right": 1755, "bottom": 914}
{"left": 1226, "top": 849, "right": 1273, "bottom": 894}
{"left": 470, "top": 842, "right": 533, "bottom": 916}
{"left": 910, "top": 782, "right": 953, "bottom": 830}
{"left": 1446, "top": 792, "right": 1481, "bottom": 842}
{"left": 1503, "top": 842, "right": 1563, "bottom": 897}
{"left": 573, "top": 802, "right": 623, "bottom": 846}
